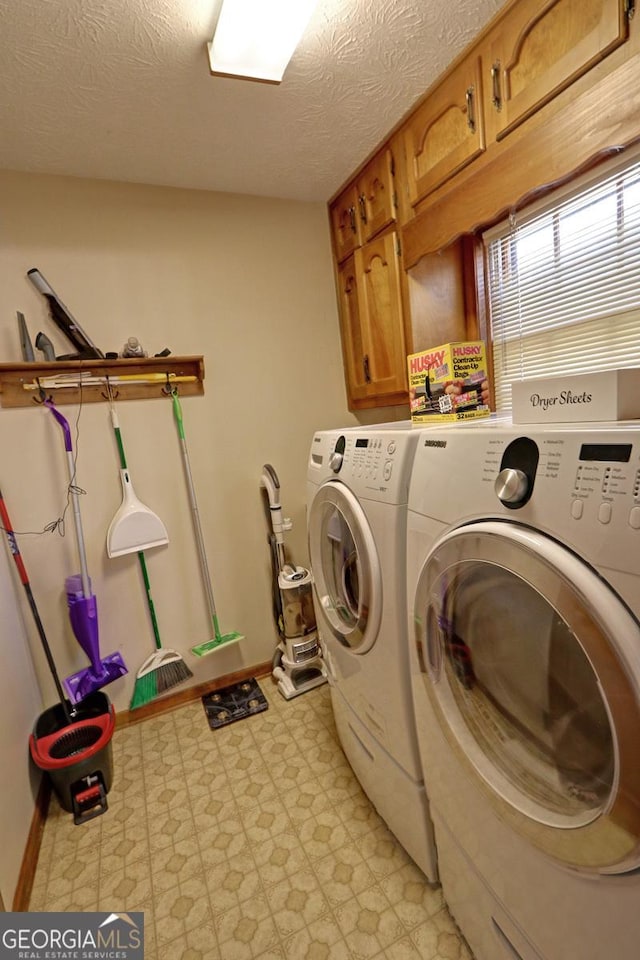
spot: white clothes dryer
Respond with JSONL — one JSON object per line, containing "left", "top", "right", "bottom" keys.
{"left": 307, "top": 423, "right": 437, "bottom": 881}
{"left": 407, "top": 420, "right": 640, "bottom": 960}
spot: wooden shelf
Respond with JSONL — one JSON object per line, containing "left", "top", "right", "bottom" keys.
{"left": 0, "top": 356, "right": 205, "bottom": 408}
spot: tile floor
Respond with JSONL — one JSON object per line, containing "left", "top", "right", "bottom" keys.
{"left": 30, "top": 679, "right": 472, "bottom": 960}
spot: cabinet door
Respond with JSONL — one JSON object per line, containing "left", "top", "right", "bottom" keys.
{"left": 403, "top": 55, "right": 486, "bottom": 206}
{"left": 355, "top": 232, "right": 408, "bottom": 399}
{"left": 356, "top": 149, "right": 397, "bottom": 243}
{"left": 330, "top": 184, "right": 361, "bottom": 263}
{"left": 337, "top": 257, "right": 370, "bottom": 403}
{"left": 488, "top": 0, "right": 630, "bottom": 140}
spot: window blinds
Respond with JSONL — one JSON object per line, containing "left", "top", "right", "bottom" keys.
{"left": 484, "top": 151, "right": 640, "bottom": 411}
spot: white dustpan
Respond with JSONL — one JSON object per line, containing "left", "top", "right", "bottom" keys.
{"left": 107, "top": 468, "right": 169, "bottom": 557}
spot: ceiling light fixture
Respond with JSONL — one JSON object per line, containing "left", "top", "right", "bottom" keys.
{"left": 208, "top": 0, "right": 318, "bottom": 84}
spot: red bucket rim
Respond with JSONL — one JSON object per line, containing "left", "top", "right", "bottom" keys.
{"left": 29, "top": 710, "right": 114, "bottom": 770}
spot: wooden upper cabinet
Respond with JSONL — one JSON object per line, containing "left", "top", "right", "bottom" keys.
{"left": 356, "top": 149, "right": 397, "bottom": 243}
{"left": 388, "top": 130, "right": 413, "bottom": 227}
{"left": 486, "top": 0, "right": 630, "bottom": 140}
{"left": 331, "top": 148, "right": 398, "bottom": 263}
{"left": 403, "top": 54, "right": 486, "bottom": 207}
{"left": 354, "top": 232, "right": 408, "bottom": 401}
{"left": 336, "top": 233, "right": 408, "bottom": 408}
{"left": 330, "top": 184, "right": 361, "bottom": 264}
{"left": 337, "top": 257, "right": 369, "bottom": 404}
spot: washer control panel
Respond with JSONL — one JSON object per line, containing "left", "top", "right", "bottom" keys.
{"left": 309, "top": 427, "right": 419, "bottom": 504}
{"left": 345, "top": 435, "right": 399, "bottom": 484}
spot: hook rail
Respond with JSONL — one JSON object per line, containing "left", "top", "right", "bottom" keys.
{"left": 0, "top": 357, "right": 204, "bottom": 408}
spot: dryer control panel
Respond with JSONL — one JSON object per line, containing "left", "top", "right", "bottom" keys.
{"left": 570, "top": 440, "right": 640, "bottom": 529}
{"left": 495, "top": 436, "right": 540, "bottom": 508}
{"left": 407, "top": 420, "right": 640, "bottom": 577}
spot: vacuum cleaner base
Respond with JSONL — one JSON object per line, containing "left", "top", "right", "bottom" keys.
{"left": 272, "top": 646, "right": 328, "bottom": 700}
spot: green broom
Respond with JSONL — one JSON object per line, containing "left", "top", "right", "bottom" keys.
{"left": 107, "top": 395, "right": 193, "bottom": 708}
{"left": 170, "top": 388, "right": 244, "bottom": 656}
{"left": 128, "top": 550, "right": 193, "bottom": 709}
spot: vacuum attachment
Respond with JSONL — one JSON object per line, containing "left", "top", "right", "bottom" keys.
{"left": 35, "top": 331, "right": 56, "bottom": 361}
{"left": 17, "top": 311, "right": 35, "bottom": 361}
{"left": 27, "top": 268, "right": 104, "bottom": 359}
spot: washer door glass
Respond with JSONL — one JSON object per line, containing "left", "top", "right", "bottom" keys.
{"left": 414, "top": 520, "right": 640, "bottom": 874}
{"left": 308, "top": 481, "right": 382, "bottom": 653}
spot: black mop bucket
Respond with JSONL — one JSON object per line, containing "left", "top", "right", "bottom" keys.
{"left": 29, "top": 692, "right": 115, "bottom": 824}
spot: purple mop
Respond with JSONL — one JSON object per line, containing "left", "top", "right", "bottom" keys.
{"left": 45, "top": 401, "right": 128, "bottom": 703}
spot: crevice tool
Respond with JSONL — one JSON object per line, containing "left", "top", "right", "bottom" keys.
{"left": 17, "top": 312, "right": 35, "bottom": 361}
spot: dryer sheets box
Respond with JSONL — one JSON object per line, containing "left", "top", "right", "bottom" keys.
{"left": 407, "top": 341, "right": 491, "bottom": 424}
{"left": 511, "top": 369, "right": 640, "bottom": 423}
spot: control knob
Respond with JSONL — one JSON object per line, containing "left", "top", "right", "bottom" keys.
{"left": 329, "top": 436, "right": 346, "bottom": 473}
{"left": 329, "top": 451, "right": 343, "bottom": 473}
{"left": 495, "top": 468, "right": 529, "bottom": 505}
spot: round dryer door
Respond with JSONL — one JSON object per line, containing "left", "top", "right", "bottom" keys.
{"left": 413, "top": 520, "right": 640, "bottom": 875}
{"left": 308, "top": 481, "right": 382, "bottom": 653}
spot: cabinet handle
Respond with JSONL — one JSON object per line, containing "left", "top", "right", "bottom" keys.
{"left": 625, "top": 0, "right": 635, "bottom": 18}
{"left": 358, "top": 194, "right": 367, "bottom": 224}
{"left": 491, "top": 61, "right": 502, "bottom": 111}
{"left": 348, "top": 205, "right": 357, "bottom": 233}
{"left": 363, "top": 354, "right": 371, "bottom": 383}
{"left": 465, "top": 87, "right": 476, "bottom": 132}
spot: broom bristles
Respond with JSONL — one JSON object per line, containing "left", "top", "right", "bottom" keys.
{"left": 130, "top": 651, "right": 193, "bottom": 709}
{"left": 156, "top": 657, "right": 193, "bottom": 693}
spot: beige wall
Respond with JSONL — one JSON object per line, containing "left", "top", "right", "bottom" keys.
{"left": 0, "top": 170, "right": 404, "bottom": 902}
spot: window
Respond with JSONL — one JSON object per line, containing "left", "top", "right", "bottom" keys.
{"left": 484, "top": 150, "right": 640, "bottom": 411}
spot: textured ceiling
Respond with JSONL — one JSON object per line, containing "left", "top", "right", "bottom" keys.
{"left": 0, "top": 0, "right": 503, "bottom": 202}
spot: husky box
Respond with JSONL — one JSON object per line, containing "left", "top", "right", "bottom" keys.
{"left": 407, "top": 341, "right": 491, "bottom": 424}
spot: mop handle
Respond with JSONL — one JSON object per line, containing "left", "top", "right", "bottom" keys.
{"left": 45, "top": 400, "right": 73, "bottom": 452}
{"left": 110, "top": 406, "right": 163, "bottom": 651}
{"left": 0, "top": 488, "right": 72, "bottom": 721}
{"left": 171, "top": 390, "right": 219, "bottom": 624}
{"left": 65, "top": 449, "right": 91, "bottom": 600}
{"left": 45, "top": 401, "right": 91, "bottom": 598}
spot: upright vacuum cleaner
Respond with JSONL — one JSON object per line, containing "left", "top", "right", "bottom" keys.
{"left": 260, "top": 465, "right": 327, "bottom": 700}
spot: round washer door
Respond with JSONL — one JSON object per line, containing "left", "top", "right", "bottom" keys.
{"left": 308, "top": 481, "right": 382, "bottom": 653}
{"left": 413, "top": 520, "right": 640, "bottom": 875}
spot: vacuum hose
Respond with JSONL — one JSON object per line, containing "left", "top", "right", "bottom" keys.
{"left": 260, "top": 464, "right": 287, "bottom": 572}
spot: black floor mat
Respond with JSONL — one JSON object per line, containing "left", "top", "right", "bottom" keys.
{"left": 202, "top": 677, "right": 268, "bottom": 729}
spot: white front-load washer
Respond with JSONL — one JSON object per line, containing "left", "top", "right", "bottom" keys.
{"left": 407, "top": 420, "right": 640, "bottom": 960}
{"left": 307, "top": 423, "right": 437, "bottom": 881}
